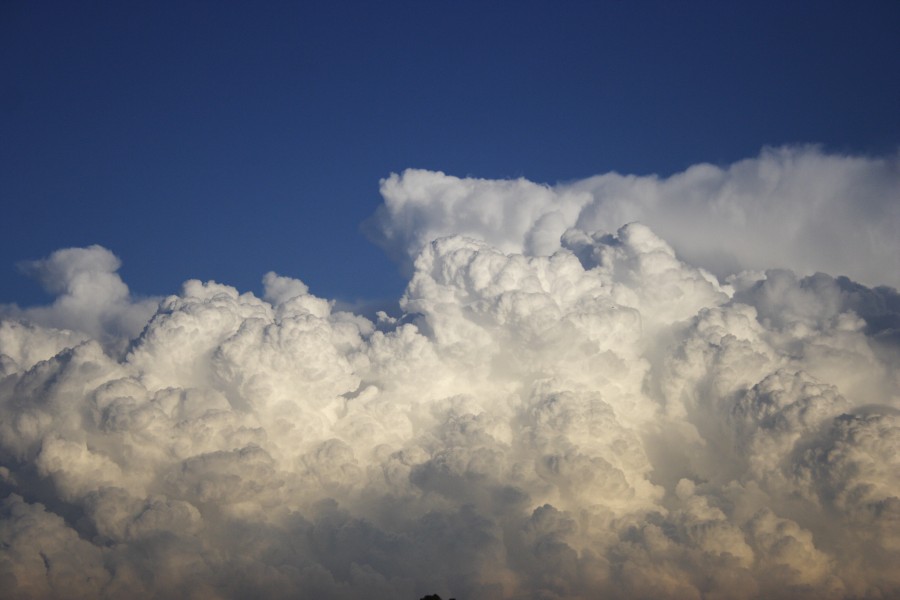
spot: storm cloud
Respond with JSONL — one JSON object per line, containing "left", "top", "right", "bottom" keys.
{"left": 1, "top": 148, "right": 898, "bottom": 599}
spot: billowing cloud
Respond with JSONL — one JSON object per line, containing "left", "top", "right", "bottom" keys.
{"left": 369, "top": 146, "right": 900, "bottom": 289}
{"left": 1, "top": 149, "right": 899, "bottom": 599}
{"left": 2, "top": 245, "right": 159, "bottom": 359}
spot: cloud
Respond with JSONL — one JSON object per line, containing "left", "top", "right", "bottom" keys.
{"left": 1, "top": 150, "right": 899, "bottom": 598}
{"left": 1, "top": 245, "right": 160, "bottom": 357}
{"left": 368, "top": 146, "right": 900, "bottom": 289}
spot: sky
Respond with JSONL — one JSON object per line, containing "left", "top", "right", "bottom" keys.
{"left": 1, "top": 2, "right": 900, "bottom": 599}
{"left": 2, "top": 0, "right": 898, "bottom": 307}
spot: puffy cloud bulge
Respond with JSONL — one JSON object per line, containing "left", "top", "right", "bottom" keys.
{"left": 371, "top": 145, "right": 900, "bottom": 290}
{"left": 1, "top": 146, "right": 899, "bottom": 599}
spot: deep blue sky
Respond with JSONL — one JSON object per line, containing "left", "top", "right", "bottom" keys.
{"left": 2, "top": 1, "right": 898, "bottom": 308}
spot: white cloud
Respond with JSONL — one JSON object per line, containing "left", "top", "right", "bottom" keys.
{"left": 1, "top": 150, "right": 899, "bottom": 598}
{"left": 369, "top": 146, "right": 900, "bottom": 289}
{"left": 1, "top": 245, "right": 160, "bottom": 355}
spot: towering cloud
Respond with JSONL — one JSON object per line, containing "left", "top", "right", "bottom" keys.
{"left": 1, "top": 148, "right": 898, "bottom": 599}
{"left": 370, "top": 146, "right": 900, "bottom": 289}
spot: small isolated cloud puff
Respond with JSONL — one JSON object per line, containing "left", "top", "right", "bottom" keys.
{"left": 2, "top": 153, "right": 900, "bottom": 598}
{"left": 368, "top": 146, "right": 900, "bottom": 289}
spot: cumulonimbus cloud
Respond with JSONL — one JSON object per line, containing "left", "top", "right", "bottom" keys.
{"left": 1, "top": 148, "right": 898, "bottom": 599}
{"left": 369, "top": 146, "right": 900, "bottom": 289}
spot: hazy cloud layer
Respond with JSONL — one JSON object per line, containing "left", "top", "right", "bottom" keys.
{"left": 1, "top": 150, "right": 899, "bottom": 599}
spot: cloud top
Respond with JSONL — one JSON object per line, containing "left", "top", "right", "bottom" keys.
{"left": 370, "top": 146, "right": 900, "bottom": 288}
